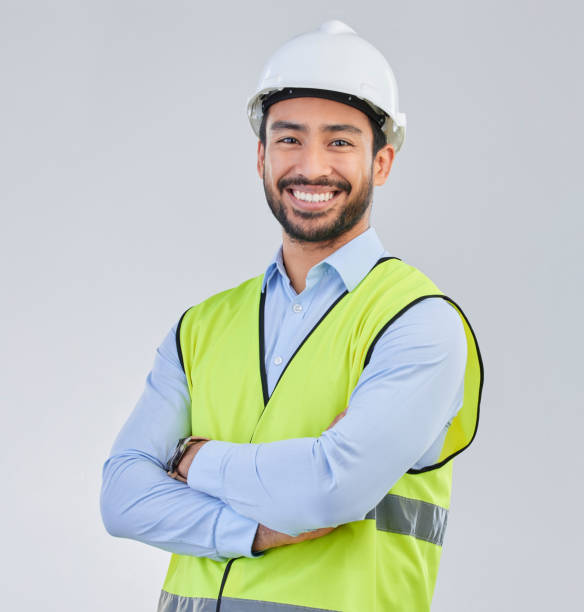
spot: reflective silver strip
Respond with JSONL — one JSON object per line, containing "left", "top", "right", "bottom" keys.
{"left": 158, "top": 592, "right": 337, "bottom": 612}
{"left": 365, "top": 493, "right": 448, "bottom": 546}
{"left": 158, "top": 496, "right": 445, "bottom": 611}
{"left": 158, "top": 591, "right": 216, "bottom": 611}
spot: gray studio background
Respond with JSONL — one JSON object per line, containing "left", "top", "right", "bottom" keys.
{"left": 1, "top": 1, "right": 582, "bottom": 610}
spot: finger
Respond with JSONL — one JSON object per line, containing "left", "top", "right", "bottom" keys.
{"left": 326, "top": 408, "right": 348, "bottom": 430}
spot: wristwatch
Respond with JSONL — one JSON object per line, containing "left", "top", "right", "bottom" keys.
{"left": 167, "top": 436, "right": 209, "bottom": 481}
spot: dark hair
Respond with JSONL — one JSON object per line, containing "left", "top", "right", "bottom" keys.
{"left": 259, "top": 107, "right": 387, "bottom": 157}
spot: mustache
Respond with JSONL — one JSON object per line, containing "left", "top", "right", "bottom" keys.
{"left": 277, "top": 175, "right": 352, "bottom": 194}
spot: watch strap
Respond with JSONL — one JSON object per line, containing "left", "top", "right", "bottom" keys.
{"left": 167, "top": 436, "right": 209, "bottom": 481}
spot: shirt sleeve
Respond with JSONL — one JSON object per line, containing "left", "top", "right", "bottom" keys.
{"left": 99, "top": 322, "right": 260, "bottom": 561}
{"left": 187, "top": 297, "right": 467, "bottom": 536}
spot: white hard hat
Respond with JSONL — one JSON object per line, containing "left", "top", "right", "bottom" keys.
{"left": 247, "top": 20, "right": 407, "bottom": 152}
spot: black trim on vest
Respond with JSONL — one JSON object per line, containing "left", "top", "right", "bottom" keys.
{"left": 258, "top": 256, "right": 400, "bottom": 407}
{"left": 268, "top": 289, "right": 348, "bottom": 401}
{"left": 175, "top": 308, "right": 191, "bottom": 374}
{"left": 371, "top": 255, "right": 399, "bottom": 267}
{"left": 362, "top": 293, "right": 484, "bottom": 474}
{"left": 258, "top": 290, "right": 270, "bottom": 406}
{"left": 216, "top": 558, "right": 236, "bottom": 612}
{"left": 258, "top": 288, "right": 347, "bottom": 407}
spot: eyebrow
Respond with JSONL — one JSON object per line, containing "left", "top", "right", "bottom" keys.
{"left": 321, "top": 124, "right": 363, "bottom": 135}
{"left": 269, "top": 121, "right": 363, "bottom": 135}
{"left": 270, "top": 121, "right": 308, "bottom": 133}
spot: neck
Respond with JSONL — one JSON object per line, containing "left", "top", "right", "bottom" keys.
{"left": 281, "top": 223, "right": 369, "bottom": 294}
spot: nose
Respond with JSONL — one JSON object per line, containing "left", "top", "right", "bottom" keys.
{"left": 294, "top": 140, "right": 332, "bottom": 180}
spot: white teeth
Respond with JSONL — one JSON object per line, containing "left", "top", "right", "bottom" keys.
{"left": 292, "top": 190, "right": 335, "bottom": 202}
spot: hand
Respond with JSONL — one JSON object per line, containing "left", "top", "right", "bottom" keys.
{"left": 176, "top": 440, "right": 210, "bottom": 481}
{"left": 252, "top": 524, "right": 336, "bottom": 553}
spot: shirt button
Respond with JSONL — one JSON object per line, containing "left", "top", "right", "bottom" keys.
{"left": 292, "top": 303, "right": 303, "bottom": 313}
{"left": 273, "top": 356, "right": 283, "bottom": 366}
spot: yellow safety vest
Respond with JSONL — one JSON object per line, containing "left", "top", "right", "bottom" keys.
{"left": 159, "top": 257, "right": 483, "bottom": 612}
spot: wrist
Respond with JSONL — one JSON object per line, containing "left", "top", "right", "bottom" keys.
{"left": 252, "top": 524, "right": 295, "bottom": 553}
{"left": 178, "top": 440, "right": 209, "bottom": 480}
{"left": 167, "top": 436, "right": 209, "bottom": 481}
{"left": 253, "top": 524, "right": 276, "bottom": 553}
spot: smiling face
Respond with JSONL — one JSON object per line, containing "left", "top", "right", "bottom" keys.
{"left": 257, "top": 97, "right": 394, "bottom": 245}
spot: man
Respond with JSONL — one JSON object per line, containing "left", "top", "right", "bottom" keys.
{"left": 101, "top": 21, "right": 483, "bottom": 612}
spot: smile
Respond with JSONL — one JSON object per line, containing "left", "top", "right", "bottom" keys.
{"left": 291, "top": 190, "right": 336, "bottom": 203}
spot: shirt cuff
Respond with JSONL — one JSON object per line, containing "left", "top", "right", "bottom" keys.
{"left": 187, "top": 439, "right": 245, "bottom": 499}
{"left": 214, "top": 504, "right": 261, "bottom": 559}
{"left": 190, "top": 440, "right": 263, "bottom": 559}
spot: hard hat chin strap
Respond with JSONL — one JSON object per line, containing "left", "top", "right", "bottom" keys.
{"left": 261, "top": 87, "right": 387, "bottom": 129}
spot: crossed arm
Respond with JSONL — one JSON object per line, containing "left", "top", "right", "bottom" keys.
{"left": 173, "top": 409, "right": 348, "bottom": 552}
{"left": 100, "top": 297, "right": 466, "bottom": 561}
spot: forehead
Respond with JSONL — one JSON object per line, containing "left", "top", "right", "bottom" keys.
{"left": 266, "top": 97, "right": 371, "bottom": 133}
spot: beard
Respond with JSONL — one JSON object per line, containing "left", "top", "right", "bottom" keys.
{"left": 263, "top": 170, "right": 374, "bottom": 244}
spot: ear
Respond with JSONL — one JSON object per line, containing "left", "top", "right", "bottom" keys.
{"left": 257, "top": 140, "right": 265, "bottom": 179}
{"left": 373, "top": 144, "right": 395, "bottom": 187}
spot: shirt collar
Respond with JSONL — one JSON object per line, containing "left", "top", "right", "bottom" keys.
{"left": 261, "top": 227, "right": 388, "bottom": 293}
{"left": 262, "top": 247, "right": 287, "bottom": 292}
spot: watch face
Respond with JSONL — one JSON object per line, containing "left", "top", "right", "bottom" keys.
{"left": 168, "top": 437, "right": 191, "bottom": 471}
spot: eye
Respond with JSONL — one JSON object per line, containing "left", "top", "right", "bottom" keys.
{"left": 278, "top": 136, "right": 299, "bottom": 144}
{"left": 330, "top": 139, "right": 352, "bottom": 147}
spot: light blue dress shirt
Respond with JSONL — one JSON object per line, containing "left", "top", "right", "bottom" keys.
{"left": 100, "top": 228, "right": 467, "bottom": 561}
